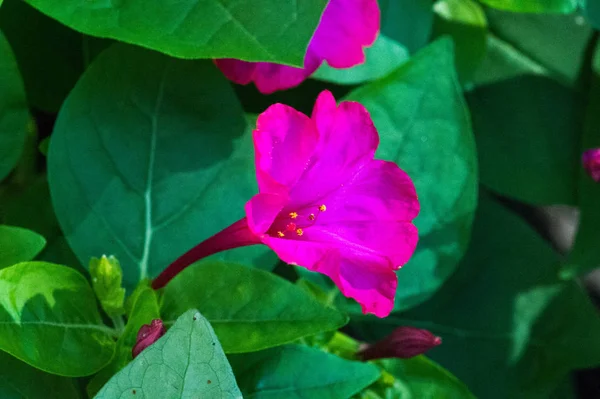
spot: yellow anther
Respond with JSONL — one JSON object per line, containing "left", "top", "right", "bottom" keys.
{"left": 296, "top": 228, "right": 304, "bottom": 236}
{"left": 308, "top": 213, "right": 316, "bottom": 221}
{"left": 277, "top": 231, "right": 285, "bottom": 237}
{"left": 289, "top": 212, "right": 298, "bottom": 219}
{"left": 318, "top": 204, "right": 327, "bottom": 212}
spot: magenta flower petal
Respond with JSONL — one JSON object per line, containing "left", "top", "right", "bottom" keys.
{"left": 583, "top": 148, "right": 600, "bottom": 182}
{"left": 215, "top": 0, "right": 380, "bottom": 93}
{"left": 246, "top": 192, "right": 288, "bottom": 235}
{"left": 132, "top": 319, "right": 166, "bottom": 358}
{"left": 254, "top": 104, "right": 319, "bottom": 193}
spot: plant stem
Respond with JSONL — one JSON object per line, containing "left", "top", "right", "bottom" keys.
{"left": 111, "top": 315, "right": 125, "bottom": 333}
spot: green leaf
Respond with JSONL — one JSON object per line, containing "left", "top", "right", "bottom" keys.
{"left": 345, "top": 38, "right": 478, "bottom": 312}
{"left": 0, "top": 262, "right": 116, "bottom": 376}
{"left": 89, "top": 255, "right": 126, "bottom": 317}
{"left": 379, "top": 356, "right": 475, "bottom": 398}
{"left": 359, "top": 193, "right": 600, "bottom": 398}
{"left": 0, "top": 29, "right": 30, "bottom": 181}
{"left": 0, "top": 225, "right": 46, "bottom": 269}
{"left": 477, "top": 0, "right": 577, "bottom": 13}
{"left": 96, "top": 309, "right": 242, "bottom": 399}
{"left": 432, "top": 0, "right": 488, "bottom": 84}
{"left": 160, "top": 261, "right": 348, "bottom": 353}
{"left": 87, "top": 282, "right": 160, "bottom": 398}
{"left": 229, "top": 345, "right": 380, "bottom": 399}
{"left": 0, "top": 351, "right": 80, "bottom": 399}
{"left": 380, "top": 0, "right": 434, "bottom": 54}
{"left": 48, "top": 43, "right": 274, "bottom": 289}
{"left": 581, "top": 0, "right": 600, "bottom": 30}
{"left": 312, "top": 34, "right": 409, "bottom": 85}
{"left": 23, "top": 0, "right": 327, "bottom": 66}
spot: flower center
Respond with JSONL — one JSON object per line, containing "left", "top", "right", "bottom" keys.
{"left": 274, "top": 204, "right": 326, "bottom": 238}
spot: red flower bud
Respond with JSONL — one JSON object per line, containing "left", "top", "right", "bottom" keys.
{"left": 132, "top": 319, "right": 166, "bottom": 358}
{"left": 583, "top": 148, "right": 600, "bottom": 182}
{"left": 358, "top": 326, "right": 441, "bottom": 360}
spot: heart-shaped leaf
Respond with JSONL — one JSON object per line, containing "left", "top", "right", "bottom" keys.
{"left": 0, "top": 225, "right": 46, "bottom": 269}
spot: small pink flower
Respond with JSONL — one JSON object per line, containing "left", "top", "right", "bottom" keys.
{"left": 132, "top": 319, "right": 165, "bottom": 358}
{"left": 358, "top": 327, "right": 442, "bottom": 360}
{"left": 153, "top": 91, "right": 419, "bottom": 318}
{"left": 215, "top": 0, "right": 380, "bottom": 94}
{"left": 583, "top": 148, "right": 600, "bottom": 182}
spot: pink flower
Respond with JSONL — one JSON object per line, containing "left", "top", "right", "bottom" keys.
{"left": 583, "top": 148, "right": 600, "bottom": 182}
{"left": 153, "top": 91, "right": 419, "bottom": 318}
{"left": 358, "top": 327, "right": 442, "bottom": 360}
{"left": 132, "top": 319, "right": 165, "bottom": 358}
{"left": 215, "top": 0, "right": 380, "bottom": 94}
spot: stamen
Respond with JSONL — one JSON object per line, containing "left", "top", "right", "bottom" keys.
{"left": 319, "top": 204, "right": 327, "bottom": 212}
{"left": 308, "top": 213, "right": 316, "bottom": 221}
{"left": 286, "top": 223, "right": 297, "bottom": 232}
{"left": 277, "top": 231, "right": 285, "bottom": 237}
{"left": 296, "top": 228, "right": 304, "bottom": 236}
{"left": 289, "top": 212, "right": 298, "bottom": 219}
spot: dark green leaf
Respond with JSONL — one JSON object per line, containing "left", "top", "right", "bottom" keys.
{"left": 478, "top": 0, "right": 577, "bottom": 13}
{"left": 96, "top": 309, "right": 242, "bottom": 399}
{"left": 358, "top": 193, "right": 600, "bottom": 398}
{"left": 0, "top": 351, "right": 80, "bottom": 399}
{"left": 0, "top": 262, "right": 116, "bottom": 376}
{"left": 160, "top": 261, "right": 348, "bottom": 353}
{"left": 346, "top": 38, "right": 478, "bottom": 312}
{"left": 0, "top": 29, "right": 30, "bottom": 181}
{"left": 230, "top": 345, "right": 380, "bottom": 399}
{"left": 432, "top": 0, "right": 488, "bottom": 84}
{"left": 380, "top": 0, "right": 434, "bottom": 54}
{"left": 312, "top": 34, "right": 409, "bottom": 85}
{"left": 23, "top": 0, "right": 327, "bottom": 66}
{"left": 581, "top": 0, "right": 600, "bottom": 30}
{"left": 87, "top": 282, "right": 160, "bottom": 398}
{"left": 48, "top": 43, "right": 275, "bottom": 289}
{"left": 0, "top": 225, "right": 46, "bottom": 269}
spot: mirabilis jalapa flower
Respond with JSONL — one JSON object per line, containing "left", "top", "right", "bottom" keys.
{"left": 215, "top": 0, "right": 380, "bottom": 94}
{"left": 153, "top": 91, "right": 419, "bottom": 317}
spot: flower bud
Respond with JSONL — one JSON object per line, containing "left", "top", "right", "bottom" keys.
{"left": 132, "top": 319, "right": 166, "bottom": 358}
{"left": 358, "top": 326, "right": 441, "bottom": 360}
{"left": 583, "top": 148, "right": 600, "bottom": 182}
{"left": 89, "top": 255, "right": 125, "bottom": 317}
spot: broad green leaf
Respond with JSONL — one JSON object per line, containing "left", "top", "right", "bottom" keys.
{"left": 87, "top": 282, "right": 160, "bottom": 398}
{"left": 229, "top": 345, "right": 380, "bottom": 399}
{"left": 345, "top": 38, "right": 478, "bottom": 312}
{"left": 380, "top": 0, "right": 434, "bottom": 54}
{"left": 0, "top": 262, "right": 116, "bottom": 376}
{"left": 378, "top": 356, "right": 475, "bottom": 398}
{"left": 0, "top": 29, "right": 30, "bottom": 181}
{"left": 478, "top": 0, "right": 577, "bottom": 13}
{"left": 23, "top": 0, "right": 327, "bottom": 66}
{"left": 48, "top": 43, "right": 275, "bottom": 289}
{"left": 312, "top": 34, "right": 409, "bottom": 85}
{"left": 467, "top": 77, "right": 582, "bottom": 205}
{"left": 433, "top": 0, "right": 488, "bottom": 84}
{"left": 358, "top": 193, "right": 600, "bottom": 398}
{"left": 581, "top": 0, "right": 600, "bottom": 29}
{"left": 564, "top": 41, "right": 600, "bottom": 277}
{"left": 160, "top": 261, "right": 348, "bottom": 353}
{"left": 96, "top": 309, "right": 242, "bottom": 399}
{"left": 0, "top": 225, "right": 46, "bottom": 269}
{"left": 0, "top": 351, "right": 80, "bottom": 399}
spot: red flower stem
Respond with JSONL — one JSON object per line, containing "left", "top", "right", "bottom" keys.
{"left": 151, "top": 218, "right": 261, "bottom": 289}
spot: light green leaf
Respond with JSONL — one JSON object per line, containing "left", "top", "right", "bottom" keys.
{"left": 358, "top": 193, "right": 600, "bottom": 398}
{"left": 345, "top": 38, "right": 478, "bottom": 312}
{"left": 230, "top": 345, "right": 380, "bottom": 399}
{"left": 0, "top": 262, "right": 116, "bottom": 376}
{"left": 160, "top": 261, "right": 348, "bottom": 353}
{"left": 312, "top": 34, "right": 409, "bottom": 85}
{"left": 380, "top": 0, "right": 434, "bottom": 54}
{"left": 23, "top": 0, "right": 327, "bottom": 66}
{"left": 478, "top": 0, "right": 577, "bottom": 13}
{"left": 0, "top": 225, "right": 46, "bottom": 269}
{"left": 0, "top": 351, "right": 80, "bottom": 399}
{"left": 48, "top": 43, "right": 274, "bottom": 289}
{"left": 87, "top": 282, "right": 160, "bottom": 398}
{"left": 433, "top": 0, "right": 488, "bottom": 84}
{"left": 96, "top": 309, "right": 242, "bottom": 399}
{"left": 0, "top": 29, "right": 30, "bottom": 181}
